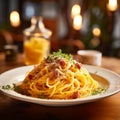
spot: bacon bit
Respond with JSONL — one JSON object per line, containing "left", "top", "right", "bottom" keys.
{"left": 58, "top": 59, "right": 66, "bottom": 68}
{"left": 28, "top": 74, "right": 33, "bottom": 79}
{"left": 72, "top": 91, "right": 79, "bottom": 99}
{"left": 75, "top": 62, "right": 82, "bottom": 69}
{"left": 54, "top": 69, "right": 60, "bottom": 78}
{"left": 50, "top": 69, "right": 59, "bottom": 80}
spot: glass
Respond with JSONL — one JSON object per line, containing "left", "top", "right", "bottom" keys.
{"left": 23, "top": 16, "right": 52, "bottom": 65}
{"left": 4, "top": 45, "right": 18, "bottom": 62}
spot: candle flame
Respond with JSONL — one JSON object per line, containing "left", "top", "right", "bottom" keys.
{"left": 10, "top": 11, "right": 21, "bottom": 27}
{"left": 73, "top": 14, "right": 82, "bottom": 30}
{"left": 93, "top": 27, "right": 101, "bottom": 37}
{"left": 71, "top": 4, "right": 81, "bottom": 19}
{"left": 107, "top": 0, "right": 118, "bottom": 11}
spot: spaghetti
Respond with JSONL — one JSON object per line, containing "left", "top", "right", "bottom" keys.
{"left": 16, "top": 50, "right": 100, "bottom": 99}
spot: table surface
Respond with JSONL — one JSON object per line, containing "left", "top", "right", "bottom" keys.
{"left": 0, "top": 53, "right": 120, "bottom": 120}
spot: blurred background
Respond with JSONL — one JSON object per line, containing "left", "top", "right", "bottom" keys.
{"left": 0, "top": 0, "right": 120, "bottom": 57}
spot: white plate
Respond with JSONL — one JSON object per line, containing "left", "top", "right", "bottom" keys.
{"left": 0, "top": 65, "right": 120, "bottom": 106}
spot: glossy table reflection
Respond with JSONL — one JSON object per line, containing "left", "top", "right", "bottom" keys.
{"left": 0, "top": 53, "right": 120, "bottom": 120}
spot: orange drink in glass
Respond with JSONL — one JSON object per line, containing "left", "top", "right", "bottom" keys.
{"left": 23, "top": 16, "right": 52, "bottom": 65}
{"left": 24, "top": 37, "right": 50, "bottom": 65}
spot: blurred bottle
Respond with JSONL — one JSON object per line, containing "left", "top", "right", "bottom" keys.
{"left": 23, "top": 16, "right": 52, "bottom": 65}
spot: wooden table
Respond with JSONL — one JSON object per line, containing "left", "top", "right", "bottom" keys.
{"left": 0, "top": 53, "right": 120, "bottom": 120}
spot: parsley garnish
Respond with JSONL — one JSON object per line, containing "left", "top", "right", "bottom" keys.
{"left": 49, "top": 49, "right": 73, "bottom": 62}
{"left": 92, "top": 88, "right": 106, "bottom": 95}
{"left": 2, "top": 85, "right": 12, "bottom": 90}
{"left": 1, "top": 83, "right": 16, "bottom": 90}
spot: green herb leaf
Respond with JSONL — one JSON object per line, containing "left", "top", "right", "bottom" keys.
{"left": 1, "top": 83, "right": 16, "bottom": 90}
{"left": 50, "top": 49, "right": 73, "bottom": 62}
{"left": 91, "top": 88, "right": 106, "bottom": 95}
{"left": 2, "top": 85, "right": 12, "bottom": 90}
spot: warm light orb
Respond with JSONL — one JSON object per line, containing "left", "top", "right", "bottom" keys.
{"left": 71, "top": 4, "right": 81, "bottom": 18}
{"left": 93, "top": 27, "right": 101, "bottom": 37}
{"left": 10, "top": 11, "right": 21, "bottom": 27}
{"left": 107, "top": 0, "right": 118, "bottom": 11}
{"left": 73, "top": 14, "right": 82, "bottom": 30}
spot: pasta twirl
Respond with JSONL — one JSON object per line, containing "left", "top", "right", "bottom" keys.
{"left": 16, "top": 50, "right": 102, "bottom": 99}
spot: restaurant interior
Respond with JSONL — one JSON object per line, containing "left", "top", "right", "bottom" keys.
{"left": 0, "top": 1, "right": 120, "bottom": 120}
{"left": 0, "top": 0, "right": 120, "bottom": 57}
